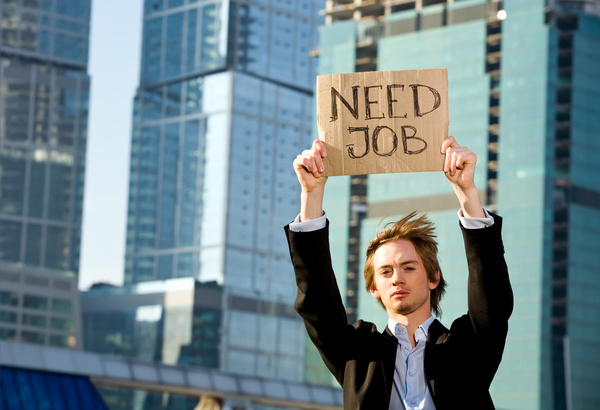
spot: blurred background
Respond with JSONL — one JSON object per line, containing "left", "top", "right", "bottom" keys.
{"left": 1, "top": 0, "right": 599, "bottom": 409}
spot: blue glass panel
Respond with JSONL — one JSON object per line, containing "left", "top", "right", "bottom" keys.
{"left": 45, "top": 226, "right": 69, "bottom": 270}
{"left": 74, "top": 374, "right": 96, "bottom": 409}
{"left": 158, "top": 254, "right": 174, "bottom": 279}
{"left": 0, "top": 220, "right": 21, "bottom": 263}
{"left": 142, "top": 18, "right": 162, "bottom": 84}
{"left": 165, "top": 83, "right": 181, "bottom": 117}
{"left": 177, "top": 252, "right": 194, "bottom": 276}
{"left": 186, "top": 9, "right": 198, "bottom": 74}
{"left": 199, "top": 4, "right": 219, "bottom": 71}
{"left": 15, "top": 369, "right": 35, "bottom": 409}
{"left": 0, "top": 147, "right": 26, "bottom": 216}
{"left": 145, "top": 0, "right": 163, "bottom": 15}
{"left": 168, "top": 0, "right": 184, "bottom": 8}
{"left": 56, "top": 0, "right": 88, "bottom": 18}
{"left": 1, "top": 368, "right": 22, "bottom": 409}
{"left": 159, "top": 123, "right": 179, "bottom": 249}
{"left": 46, "top": 373, "right": 67, "bottom": 409}
{"left": 178, "top": 120, "right": 200, "bottom": 247}
{"left": 29, "top": 370, "right": 52, "bottom": 410}
{"left": 185, "top": 77, "right": 203, "bottom": 114}
{"left": 54, "top": 33, "right": 87, "bottom": 64}
{"left": 165, "top": 12, "right": 184, "bottom": 79}
{"left": 59, "top": 369, "right": 81, "bottom": 408}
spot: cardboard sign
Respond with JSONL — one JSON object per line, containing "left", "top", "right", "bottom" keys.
{"left": 316, "top": 69, "right": 448, "bottom": 176}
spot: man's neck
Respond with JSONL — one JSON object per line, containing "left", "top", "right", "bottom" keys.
{"left": 389, "top": 312, "right": 433, "bottom": 348}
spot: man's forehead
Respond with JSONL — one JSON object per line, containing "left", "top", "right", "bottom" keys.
{"left": 373, "top": 239, "right": 420, "bottom": 264}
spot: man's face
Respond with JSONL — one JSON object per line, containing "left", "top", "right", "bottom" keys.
{"left": 370, "top": 239, "right": 439, "bottom": 319}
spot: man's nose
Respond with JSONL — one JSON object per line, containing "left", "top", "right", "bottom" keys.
{"left": 392, "top": 270, "right": 405, "bottom": 285}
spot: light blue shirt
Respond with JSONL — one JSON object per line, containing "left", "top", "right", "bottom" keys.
{"left": 387, "top": 316, "right": 435, "bottom": 410}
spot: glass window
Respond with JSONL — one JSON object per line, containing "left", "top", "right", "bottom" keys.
{"left": 199, "top": 4, "right": 222, "bottom": 71}
{"left": 56, "top": 0, "right": 88, "bottom": 18}
{"left": 141, "top": 17, "right": 162, "bottom": 84}
{"left": 165, "top": 83, "right": 181, "bottom": 117}
{"left": 178, "top": 120, "right": 201, "bottom": 247}
{"left": 168, "top": 0, "right": 184, "bottom": 8}
{"left": 22, "top": 314, "right": 46, "bottom": 327}
{"left": 177, "top": 253, "right": 194, "bottom": 277}
{"left": 51, "top": 317, "right": 73, "bottom": 331}
{"left": 165, "top": 12, "right": 184, "bottom": 79}
{"left": 134, "top": 257, "right": 155, "bottom": 283}
{"left": 0, "top": 311, "right": 18, "bottom": 324}
{"left": 185, "top": 78, "right": 203, "bottom": 114}
{"left": 0, "top": 291, "right": 19, "bottom": 307}
{"left": 145, "top": 0, "right": 163, "bottom": 15}
{"left": 0, "top": 328, "right": 17, "bottom": 340}
{"left": 23, "top": 295, "right": 47, "bottom": 311}
{"left": 0, "top": 220, "right": 21, "bottom": 263}
{"left": 268, "top": 12, "right": 295, "bottom": 84}
{"left": 54, "top": 34, "right": 87, "bottom": 64}
{"left": 44, "top": 226, "right": 69, "bottom": 270}
{"left": 0, "top": 147, "right": 26, "bottom": 216}
{"left": 186, "top": 9, "right": 198, "bottom": 74}
{"left": 159, "top": 124, "right": 179, "bottom": 249}
{"left": 157, "top": 255, "right": 174, "bottom": 279}
{"left": 25, "top": 224, "right": 42, "bottom": 265}
{"left": 21, "top": 330, "right": 45, "bottom": 344}
{"left": 141, "top": 87, "right": 163, "bottom": 121}
{"left": 3, "top": 77, "right": 30, "bottom": 143}
{"left": 49, "top": 334, "right": 69, "bottom": 347}
{"left": 51, "top": 298, "right": 72, "bottom": 315}
{"left": 47, "top": 159, "right": 73, "bottom": 222}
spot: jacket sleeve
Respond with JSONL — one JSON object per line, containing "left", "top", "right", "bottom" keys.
{"left": 462, "top": 212, "right": 513, "bottom": 335}
{"left": 284, "top": 222, "right": 353, "bottom": 384}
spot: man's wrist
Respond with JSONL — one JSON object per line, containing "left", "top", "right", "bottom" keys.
{"left": 300, "top": 189, "right": 325, "bottom": 221}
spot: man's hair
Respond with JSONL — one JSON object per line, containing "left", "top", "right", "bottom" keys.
{"left": 364, "top": 211, "right": 447, "bottom": 318}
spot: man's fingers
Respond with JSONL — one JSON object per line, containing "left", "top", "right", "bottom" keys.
{"left": 444, "top": 147, "right": 475, "bottom": 176}
{"left": 313, "top": 139, "right": 328, "bottom": 158}
{"left": 441, "top": 136, "right": 459, "bottom": 154}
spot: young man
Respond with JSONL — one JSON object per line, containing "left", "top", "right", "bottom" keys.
{"left": 284, "top": 137, "right": 513, "bottom": 409}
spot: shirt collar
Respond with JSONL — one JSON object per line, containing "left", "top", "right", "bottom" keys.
{"left": 388, "top": 315, "right": 435, "bottom": 342}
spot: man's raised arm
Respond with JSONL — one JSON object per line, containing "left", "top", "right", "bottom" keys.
{"left": 293, "top": 139, "right": 328, "bottom": 222}
{"left": 441, "top": 136, "right": 486, "bottom": 219}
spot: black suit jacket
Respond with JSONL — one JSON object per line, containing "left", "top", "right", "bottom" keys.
{"left": 285, "top": 214, "right": 513, "bottom": 409}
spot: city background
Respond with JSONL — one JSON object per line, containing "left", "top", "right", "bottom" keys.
{"left": 1, "top": 0, "right": 599, "bottom": 409}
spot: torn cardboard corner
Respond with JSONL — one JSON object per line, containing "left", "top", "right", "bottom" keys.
{"left": 316, "top": 69, "right": 448, "bottom": 177}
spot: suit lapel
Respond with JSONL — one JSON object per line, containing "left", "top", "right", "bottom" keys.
{"left": 424, "top": 319, "right": 448, "bottom": 405}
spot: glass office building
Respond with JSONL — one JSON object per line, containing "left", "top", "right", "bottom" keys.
{"left": 315, "top": 0, "right": 600, "bottom": 409}
{"left": 93, "top": 0, "right": 324, "bottom": 392}
{"left": 0, "top": 0, "right": 91, "bottom": 348}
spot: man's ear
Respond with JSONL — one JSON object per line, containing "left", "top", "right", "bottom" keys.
{"left": 370, "top": 287, "right": 380, "bottom": 299}
{"left": 429, "top": 270, "right": 441, "bottom": 290}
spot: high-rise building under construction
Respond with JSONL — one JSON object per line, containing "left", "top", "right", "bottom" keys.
{"left": 313, "top": 1, "right": 600, "bottom": 409}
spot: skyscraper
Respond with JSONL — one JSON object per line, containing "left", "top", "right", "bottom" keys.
{"left": 85, "top": 0, "right": 323, "bottom": 383}
{"left": 315, "top": 0, "right": 600, "bottom": 409}
{"left": 0, "top": 0, "right": 91, "bottom": 348}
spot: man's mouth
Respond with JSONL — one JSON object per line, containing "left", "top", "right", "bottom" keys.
{"left": 391, "top": 290, "right": 409, "bottom": 298}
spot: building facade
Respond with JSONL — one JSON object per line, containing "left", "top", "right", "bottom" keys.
{"left": 0, "top": 0, "right": 91, "bottom": 348}
{"left": 86, "top": 0, "right": 324, "bottom": 391}
{"left": 315, "top": 0, "right": 600, "bottom": 409}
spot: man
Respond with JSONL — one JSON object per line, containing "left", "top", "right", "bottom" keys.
{"left": 284, "top": 137, "right": 513, "bottom": 409}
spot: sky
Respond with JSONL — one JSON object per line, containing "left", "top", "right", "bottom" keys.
{"left": 78, "top": 0, "right": 143, "bottom": 290}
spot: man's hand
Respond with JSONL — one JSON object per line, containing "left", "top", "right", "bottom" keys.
{"left": 294, "top": 139, "right": 328, "bottom": 221}
{"left": 441, "top": 136, "right": 485, "bottom": 218}
{"left": 294, "top": 139, "right": 328, "bottom": 194}
{"left": 441, "top": 136, "right": 477, "bottom": 191}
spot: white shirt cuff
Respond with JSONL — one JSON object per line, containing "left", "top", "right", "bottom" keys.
{"left": 458, "top": 209, "right": 494, "bottom": 229}
{"left": 289, "top": 212, "right": 327, "bottom": 232}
